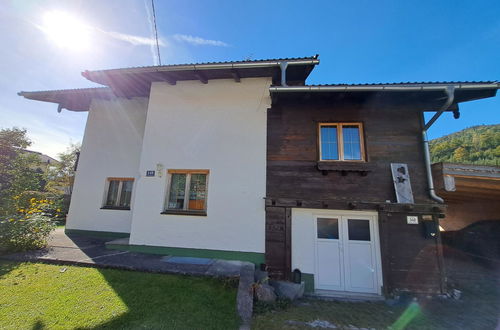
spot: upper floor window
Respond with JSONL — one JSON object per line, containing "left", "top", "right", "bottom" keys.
{"left": 164, "top": 170, "right": 209, "bottom": 216}
{"left": 103, "top": 178, "right": 134, "bottom": 210}
{"left": 319, "top": 123, "right": 365, "bottom": 161}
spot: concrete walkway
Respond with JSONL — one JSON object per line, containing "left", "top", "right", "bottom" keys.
{"left": 2, "top": 228, "right": 251, "bottom": 278}
{"left": 1, "top": 228, "right": 255, "bottom": 327}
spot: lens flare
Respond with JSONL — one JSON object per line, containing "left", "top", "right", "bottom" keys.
{"left": 41, "top": 11, "right": 91, "bottom": 51}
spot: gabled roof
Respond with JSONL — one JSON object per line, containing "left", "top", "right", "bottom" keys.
{"left": 17, "top": 55, "right": 500, "bottom": 112}
{"left": 82, "top": 56, "right": 320, "bottom": 96}
{"left": 18, "top": 56, "right": 320, "bottom": 111}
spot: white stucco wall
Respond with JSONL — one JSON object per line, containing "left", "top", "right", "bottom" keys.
{"left": 66, "top": 97, "right": 149, "bottom": 233}
{"left": 129, "top": 78, "right": 270, "bottom": 253}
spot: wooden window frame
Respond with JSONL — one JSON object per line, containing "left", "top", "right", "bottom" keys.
{"left": 318, "top": 122, "right": 366, "bottom": 162}
{"left": 102, "top": 177, "right": 134, "bottom": 210}
{"left": 162, "top": 169, "right": 210, "bottom": 216}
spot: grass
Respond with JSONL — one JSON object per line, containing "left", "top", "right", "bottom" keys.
{"left": 0, "top": 261, "right": 239, "bottom": 329}
{"left": 253, "top": 269, "right": 500, "bottom": 329}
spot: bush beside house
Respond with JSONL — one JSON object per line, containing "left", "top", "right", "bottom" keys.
{"left": 0, "top": 197, "right": 56, "bottom": 253}
{"left": 0, "top": 127, "right": 78, "bottom": 254}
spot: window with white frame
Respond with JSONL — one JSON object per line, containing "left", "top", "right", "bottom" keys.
{"left": 164, "top": 170, "right": 209, "bottom": 215}
{"left": 319, "top": 123, "right": 365, "bottom": 161}
{"left": 103, "top": 178, "right": 134, "bottom": 209}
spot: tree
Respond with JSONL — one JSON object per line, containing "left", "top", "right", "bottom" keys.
{"left": 430, "top": 124, "right": 500, "bottom": 166}
{"left": 453, "top": 146, "right": 468, "bottom": 162}
{"left": 45, "top": 143, "right": 81, "bottom": 195}
{"left": 0, "top": 128, "right": 44, "bottom": 215}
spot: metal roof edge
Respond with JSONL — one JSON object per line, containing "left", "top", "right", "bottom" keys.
{"left": 269, "top": 82, "right": 500, "bottom": 93}
{"left": 18, "top": 87, "right": 113, "bottom": 97}
{"left": 82, "top": 56, "right": 320, "bottom": 79}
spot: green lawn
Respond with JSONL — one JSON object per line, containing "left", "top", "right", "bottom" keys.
{"left": 0, "top": 261, "right": 239, "bottom": 329}
{"left": 253, "top": 278, "right": 500, "bottom": 330}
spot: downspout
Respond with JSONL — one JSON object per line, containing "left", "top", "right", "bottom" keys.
{"left": 280, "top": 61, "right": 289, "bottom": 87}
{"left": 422, "top": 85, "right": 455, "bottom": 203}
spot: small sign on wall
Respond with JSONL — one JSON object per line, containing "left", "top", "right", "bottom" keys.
{"left": 407, "top": 216, "right": 419, "bottom": 225}
{"left": 146, "top": 170, "right": 155, "bottom": 177}
{"left": 390, "top": 163, "right": 414, "bottom": 204}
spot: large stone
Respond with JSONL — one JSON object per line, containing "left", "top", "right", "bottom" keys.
{"left": 269, "top": 280, "right": 305, "bottom": 300}
{"left": 236, "top": 263, "right": 255, "bottom": 327}
{"left": 254, "top": 269, "right": 269, "bottom": 283}
{"left": 254, "top": 283, "right": 277, "bottom": 302}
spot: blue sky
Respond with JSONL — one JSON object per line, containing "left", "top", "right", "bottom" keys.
{"left": 1, "top": 0, "right": 499, "bottom": 158}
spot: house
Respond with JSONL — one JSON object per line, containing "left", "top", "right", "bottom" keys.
{"left": 19, "top": 56, "right": 500, "bottom": 297}
{"left": 21, "top": 149, "right": 59, "bottom": 173}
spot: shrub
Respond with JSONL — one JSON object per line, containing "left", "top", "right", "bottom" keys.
{"left": 0, "top": 197, "right": 56, "bottom": 253}
{"left": 16, "top": 191, "right": 52, "bottom": 210}
{"left": 16, "top": 191, "right": 66, "bottom": 223}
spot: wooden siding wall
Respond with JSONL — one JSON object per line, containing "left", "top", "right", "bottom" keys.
{"left": 267, "top": 101, "right": 433, "bottom": 204}
{"left": 265, "top": 99, "right": 444, "bottom": 293}
{"left": 379, "top": 212, "right": 445, "bottom": 294}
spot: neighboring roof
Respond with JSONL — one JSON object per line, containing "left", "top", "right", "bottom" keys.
{"left": 82, "top": 56, "right": 320, "bottom": 96}
{"left": 436, "top": 162, "right": 500, "bottom": 179}
{"left": 21, "top": 149, "right": 59, "bottom": 164}
{"left": 18, "top": 87, "right": 114, "bottom": 112}
{"left": 270, "top": 81, "right": 500, "bottom": 107}
{"left": 432, "top": 162, "right": 500, "bottom": 200}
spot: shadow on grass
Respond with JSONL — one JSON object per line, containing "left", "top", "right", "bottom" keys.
{"left": 32, "top": 320, "right": 45, "bottom": 330}
{"left": 80, "top": 270, "right": 239, "bottom": 330}
{"left": 0, "top": 231, "right": 241, "bottom": 330}
{"left": 59, "top": 234, "right": 240, "bottom": 329}
{"left": 0, "top": 260, "right": 20, "bottom": 277}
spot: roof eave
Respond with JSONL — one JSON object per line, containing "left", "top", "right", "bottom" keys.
{"left": 269, "top": 83, "right": 500, "bottom": 93}
{"left": 82, "top": 57, "right": 320, "bottom": 86}
{"left": 18, "top": 87, "right": 115, "bottom": 112}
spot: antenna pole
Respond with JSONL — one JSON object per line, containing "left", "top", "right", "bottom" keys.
{"left": 151, "top": 0, "right": 161, "bottom": 65}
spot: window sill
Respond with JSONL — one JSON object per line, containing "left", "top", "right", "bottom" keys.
{"left": 317, "top": 161, "right": 374, "bottom": 176}
{"left": 100, "top": 206, "right": 131, "bottom": 211}
{"left": 161, "top": 210, "right": 207, "bottom": 217}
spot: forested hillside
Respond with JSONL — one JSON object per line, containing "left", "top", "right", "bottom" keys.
{"left": 430, "top": 124, "right": 500, "bottom": 166}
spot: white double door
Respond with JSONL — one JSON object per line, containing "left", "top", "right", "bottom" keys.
{"left": 315, "top": 214, "right": 381, "bottom": 294}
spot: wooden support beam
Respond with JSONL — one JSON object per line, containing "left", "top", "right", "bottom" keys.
{"left": 194, "top": 72, "right": 208, "bottom": 84}
{"left": 150, "top": 72, "right": 176, "bottom": 85}
{"left": 231, "top": 69, "right": 241, "bottom": 82}
{"left": 264, "top": 197, "right": 446, "bottom": 214}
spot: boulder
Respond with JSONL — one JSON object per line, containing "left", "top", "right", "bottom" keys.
{"left": 254, "top": 283, "right": 277, "bottom": 302}
{"left": 269, "top": 280, "right": 305, "bottom": 300}
{"left": 254, "top": 269, "right": 269, "bottom": 283}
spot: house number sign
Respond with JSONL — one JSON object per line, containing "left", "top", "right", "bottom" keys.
{"left": 407, "top": 216, "right": 419, "bottom": 225}
{"left": 146, "top": 170, "right": 155, "bottom": 177}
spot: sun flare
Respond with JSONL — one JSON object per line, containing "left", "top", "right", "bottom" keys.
{"left": 41, "top": 11, "right": 91, "bottom": 51}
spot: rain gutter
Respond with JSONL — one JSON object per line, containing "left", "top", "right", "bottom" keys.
{"left": 269, "top": 83, "right": 500, "bottom": 93}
